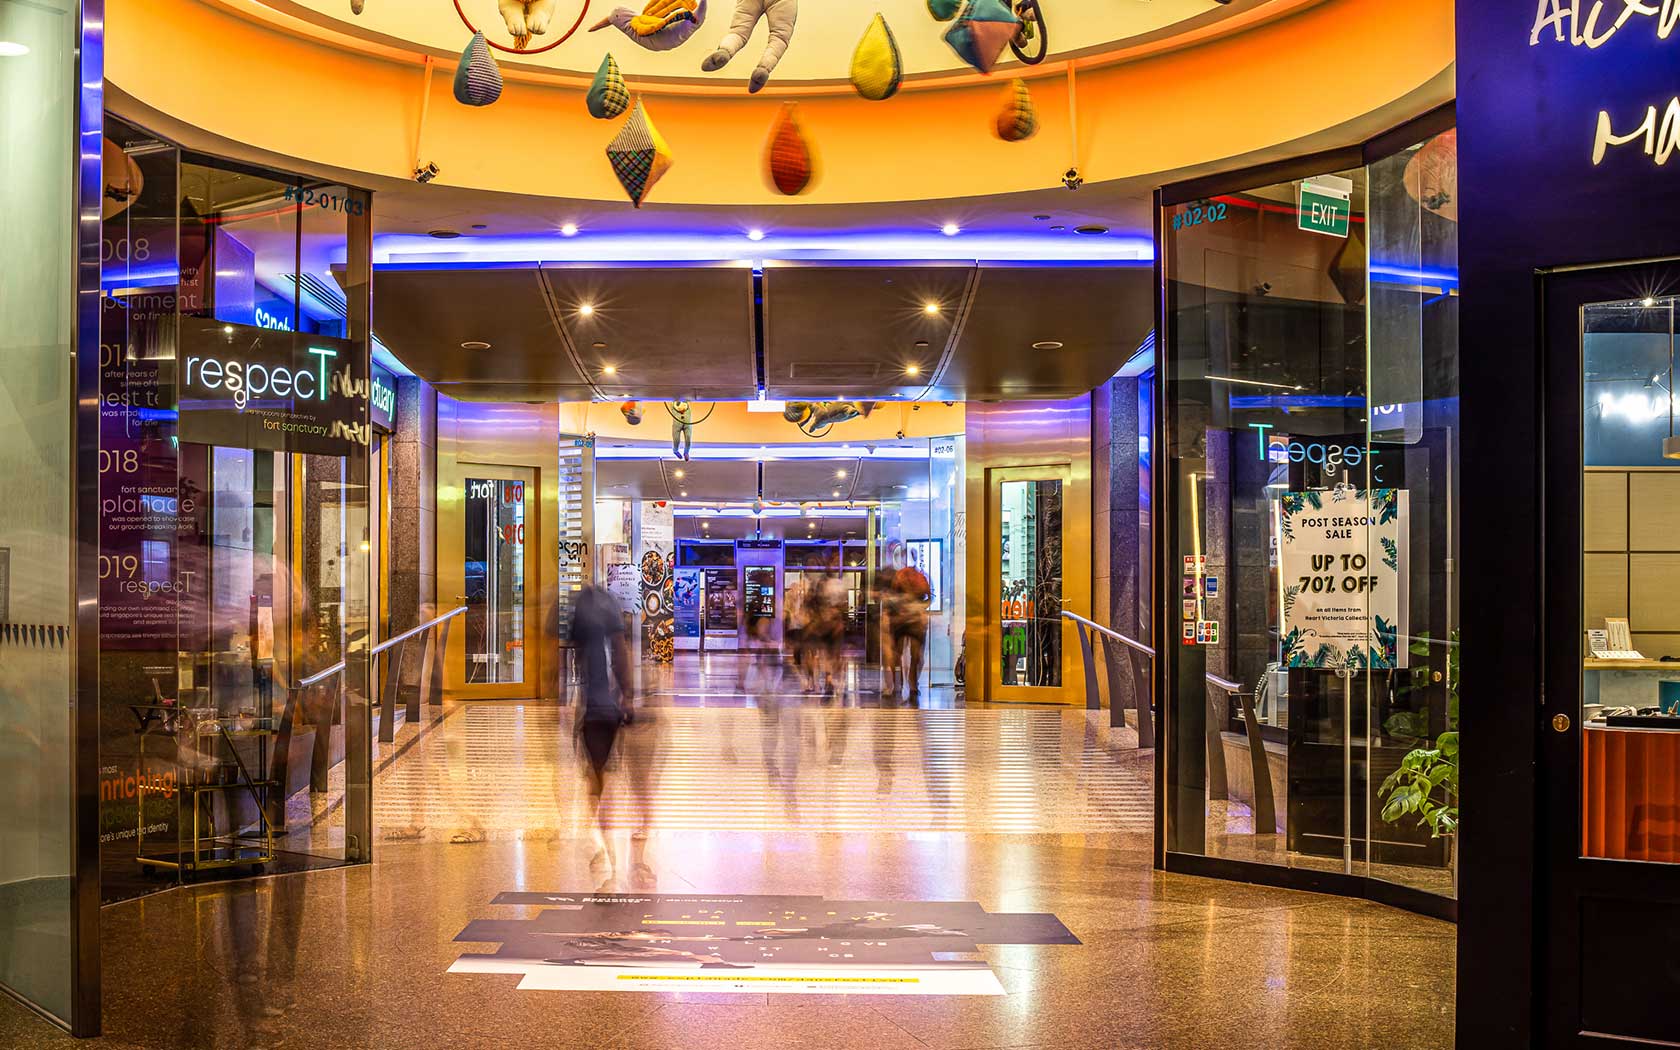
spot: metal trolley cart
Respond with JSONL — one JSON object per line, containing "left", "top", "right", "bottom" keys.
{"left": 134, "top": 705, "right": 277, "bottom": 877}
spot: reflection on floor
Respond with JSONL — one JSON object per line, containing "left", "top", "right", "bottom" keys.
{"left": 1, "top": 671, "right": 1457, "bottom": 1050}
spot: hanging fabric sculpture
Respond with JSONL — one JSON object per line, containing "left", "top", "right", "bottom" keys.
{"left": 587, "top": 53, "right": 631, "bottom": 118}
{"left": 499, "top": 0, "right": 564, "bottom": 49}
{"left": 850, "top": 13, "right": 903, "bottom": 101}
{"left": 994, "top": 77, "right": 1037, "bottom": 141}
{"left": 620, "top": 401, "right": 644, "bottom": 425}
{"left": 702, "top": 0, "right": 799, "bottom": 94}
{"left": 942, "top": 0, "right": 1020, "bottom": 75}
{"left": 351, "top": 0, "right": 365, "bottom": 13}
{"left": 590, "top": 0, "right": 707, "bottom": 51}
{"left": 765, "top": 103, "right": 814, "bottom": 196}
{"left": 927, "top": 0, "right": 961, "bottom": 20}
{"left": 454, "top": 32, "right": 504, "bottom": 106}
{"left": 606, "top": 97, "right": 675, "bottom": 208}
{"left": 783, "top": 400, "right": 874, "bottom": 436}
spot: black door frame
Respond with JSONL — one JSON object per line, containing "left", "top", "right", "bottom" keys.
{"left": 1539, "top": 259, "right": 1680, "bottom": 1048}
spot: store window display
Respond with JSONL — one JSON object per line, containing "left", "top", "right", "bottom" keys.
{"left": 1160, "top": 120, "right": 1459, "bottom": 904}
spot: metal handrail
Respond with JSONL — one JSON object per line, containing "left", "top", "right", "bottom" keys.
{"left": 298, "top": 662, "right": 347, "bottom": 689}
{"left": 371, "top": 606, "right": 465, "bottom": 657}
{"left": 1205, "top": 672, "right": 1244, "bottom": 693}
{"left": 1060, "top": 611, "right": 1156, "bottom": 658}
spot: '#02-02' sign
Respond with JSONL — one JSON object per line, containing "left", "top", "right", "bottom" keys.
{"left": 178, "top": 318, "right": 371, "bottom": 456}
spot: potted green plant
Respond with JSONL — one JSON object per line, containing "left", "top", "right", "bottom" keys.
{"left": 1379, "top": 631, "right": 1459, "bottom": 892}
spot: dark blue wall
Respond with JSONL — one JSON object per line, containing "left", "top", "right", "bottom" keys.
{"left": 1458, "top": 6, "right": 1680, "bottom": 1046}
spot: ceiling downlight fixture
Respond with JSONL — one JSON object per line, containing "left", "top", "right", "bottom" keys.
{"left": 461, "top": 340, "right": 491, "bottom": 351}
{"left": 1032, "top": 340, "right": 1065, "bottom": 351}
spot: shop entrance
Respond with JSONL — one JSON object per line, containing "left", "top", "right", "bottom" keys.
{"left": 1541, "top": 261, "right": 1680, "bottom": 1048}
{"left": 443, "top": 464, "right": 538, "bottom": 699}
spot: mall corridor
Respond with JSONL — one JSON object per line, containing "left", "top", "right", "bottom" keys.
{"left": 2, "top": 687, "right": 1453, "bottom": 1050}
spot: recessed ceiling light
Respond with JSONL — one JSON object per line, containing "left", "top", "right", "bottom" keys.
{"left": 461, "top": 340, "right": 491, "bottom": 350}
{"left": 905, "top": 364, "right": 921, "bottom": 377}
{"left": 941, "top": 222, "right": 961, "bottom": 237}
{"left": 0, "top": 42, "right": 30, "bottom": 57}
{"left": 602, "top": 364, "right": 616, "bottom": 375}
{"left": 222, "top": 325, "right": 234, "bottom": 334}
{"left": 923, "top": 302, "right": 940, "bottom": 315}
{"left": 1643, "top": 297, "right": 1659, "bottom": 307}
{"left": 836, "top": 469, "right": 847, "bottom": 479}
{"left": 427, "top": 229, "right": 461, "bottom": 239}
{"left": 673, "top": 469, "right": 685, "bottom": 479}
{"left": 1075, "top": 225, "right": 1110, "bottom": 236}
{"left": 561, "top": 223, "right": 579, "bottom": 237}
{"left": 471, "top": 223, "right": 488, "bottom": 231}
{"left": 914, "top": 340, "right": 930, "bottom": 348}
{"left": 1032, "top": 214, "right": 1051, "bottom": 221}
{"left": 578, "top": 303, "right": 595, "bottom": 317}
{"left": 832, "top": 490, "right": 841, "bottom": 497}
{"left": 592, "top": 341, "right": 607, "bottom": 349}
{"left": 681, "top": 490, "right": 689, "bottom": 497}
{"left": 1049, "top": 224, "right": 1066, "bottom": 231}
{"left": 747, "top": 228, "right": 766, "bottom": 242}
{"left": 1032, "top": 340, "right": 1065, "bottom": 351}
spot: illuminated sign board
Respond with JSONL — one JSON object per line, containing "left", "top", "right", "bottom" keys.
{"left": 370, "top": 362, "right": 397, "bottom": 431}
{"left": 1530, "top": 1, "right": 1680, "bottom": 168}
{"left": 178, "top": 318, "right": 370, "bottom": 456}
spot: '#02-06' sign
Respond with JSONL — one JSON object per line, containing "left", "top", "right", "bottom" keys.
{"left": 178, "top": 318, "right": 371, "bottom": 456}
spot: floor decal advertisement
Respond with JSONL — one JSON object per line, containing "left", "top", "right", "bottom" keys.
{"left": 448, "top": 893, "right": 1078, "bottom": 996}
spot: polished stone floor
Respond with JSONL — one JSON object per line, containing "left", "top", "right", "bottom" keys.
{"left": 1, "top": 663, "right": 1456, "bottom": 1049}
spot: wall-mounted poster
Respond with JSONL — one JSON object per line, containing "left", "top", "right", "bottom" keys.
{"left": 905, "top": 539, "right": 944, "bottom": 612}
{"left": 637, "top": 501, "right": 675, "bottom": 664}
{"left": 673, "top": 568, "right": 701, "bottom": 649}
{"left": 1276, "top": 487, "right": 1409, "bottom": 669}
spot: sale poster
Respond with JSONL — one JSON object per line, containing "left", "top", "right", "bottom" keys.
{"left": 1276, "top": 488, "right": 1409, "bottom": 669}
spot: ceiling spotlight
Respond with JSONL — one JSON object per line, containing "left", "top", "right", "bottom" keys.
{"left": 747, "top": 228, "right": 766, "bottom": 242}
{"left": 941, "top": 222, "right": 961, "bottom": 237}
{"left": 222, "top": 325, "right": 234, "bottom": 334}
{"left": 601, "top": 364, "right": 616, "bottom": 376}
{"left": 592, "top": 341, "right": 607, "bottom": 349}
{"left": 923, "top": 302, "right": 940, "bottom": 315}
{"left": 832, "top": 490, "right": 841, "bottom": 498}
{"left": 905, "top": 364, "right": 921, "bottom": 377}
{"left": 0, "top": 42, "right": 31, "bottom": 57}
{"left": 836, "top": 469, "right": 847, "bottom": 479}
{"left": 461, "top": 340, "right": 491, "bottom": 350}
{"left": 673, "top": 469, "right": 686, "bottom": 479}
{"left": 1642, "top": 297, "right": 1659, "bottom": 307}
{"left": 681, "top": 490, "right": 689, "bottom": 497}
{"left": 1032, "top": 340, "right": 1066, "bottom": 351}
{"left": 561, "top": 223, "right": 579, "bottom": 237}
{"left": 578, "top": 303, "right": 595, "bottom": 317}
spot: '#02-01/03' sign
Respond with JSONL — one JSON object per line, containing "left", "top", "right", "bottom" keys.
{"left": 178, "top": 318, "right": 371, "bottom": 456}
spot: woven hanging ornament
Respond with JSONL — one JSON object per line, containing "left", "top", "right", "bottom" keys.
{"left": 765, "top": 103, "right": 814, "bottom": 196}
{"left": 994, "top": 78, "right": 1037, "bottom": 141}
{"left": 927, "top": 0, "right": 960, "bottom": 20}
{"left": 606, "top": 97, "right": 675, "bottom": 208}
{"left": 943, "top": 0, "right": 1019, "bottom": 75}
{"left": 453, "top": 31, "right": 503, "bottom": 106}
{"left": 587, "top": 53, "right": 631, "bottom": 119}
{"left": 850, "top": 13, "right": 903, "bottom": 101}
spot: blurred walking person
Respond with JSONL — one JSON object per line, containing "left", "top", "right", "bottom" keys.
{"left": 570, "top": 579, "right": 636, "bottom": 880}
{"left": 891, "top": 555, "right": 933, "bottom": 705}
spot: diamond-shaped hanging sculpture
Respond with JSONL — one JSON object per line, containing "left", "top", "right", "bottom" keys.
{"left": 588, "top": 53, "right": 631, "bottom": 119}
{"left": 995, "top": 77, "right": 1038, "bottom": 141}
{"left": 943, "top": 0, "right": 1020, "bottom": 75}
{"left": 454, "top": 31, "right": 503, "bottom": 106}
{"left": 765, "top": 103, "right": 814, "bottom": 196}
{"left": 606, "top": 97, "right": 675, "bottom": 208}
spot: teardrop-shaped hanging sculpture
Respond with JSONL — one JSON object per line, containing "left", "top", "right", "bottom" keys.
{"left": 454, "top": 31, "right": 504, "bottom": 106}
{"left": 850, "top": 13, "right": 903, "bottom": 101}
{"left": 994, "top": 78, "right": 1038, "bottom": 141}
{"left": 765, "top": 103, "right": 815, "bottom": 196}
{"left": 587, "top": 53, "right": 631, "bottom": 119}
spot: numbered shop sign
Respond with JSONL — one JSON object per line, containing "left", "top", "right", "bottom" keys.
{"left": 1276, "top": 487, "right": 1410, "bottom": 669}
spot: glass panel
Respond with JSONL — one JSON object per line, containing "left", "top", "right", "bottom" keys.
{"left": 1365, "top": 131, "right": 1461, "bottom": 896}
{"left": 1580, "top": 295, "right": 1680, "bottom": 864}
{"left": 999, "top": 478, "right": 1062, "bottom": 688}
{"left": 464, "top": 477, "right": 527, "bottom": 684}
{"left": 0, "top": 0, "right": 77, "bottom": 1018}
{"left": 1163, "top": 134, "right": 1460, "bottom": 901}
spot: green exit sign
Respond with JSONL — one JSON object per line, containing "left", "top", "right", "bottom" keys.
{"left": 1298, "top": 176, "right": 1353, "bottom": 239}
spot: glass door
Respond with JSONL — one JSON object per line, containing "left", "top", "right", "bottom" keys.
{"left": 1544, "top": 263, "right": 1680, "bottom": 1047}
{"left": 990, "top": 466, "right": 1072, "bottom": 703}
{"left": 447, "top": 466, "right": 536, "bottom": 698}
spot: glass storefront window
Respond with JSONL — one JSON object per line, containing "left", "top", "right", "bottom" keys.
{"left": 1162, "top": 127, "right": 1459, "bottom": 900}
{"left": 999, "top": 478, "right": 1063, "bottom": 688}
{"left": 1580, "top": 296, "right": 1680, "bottom": 864}
{"left": 464, "top": 476, "right": 528, "bottom": 684}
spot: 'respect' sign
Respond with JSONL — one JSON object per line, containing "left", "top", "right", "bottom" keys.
{"left": 178, "top": 318, "right": 371, "bottom": 456}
